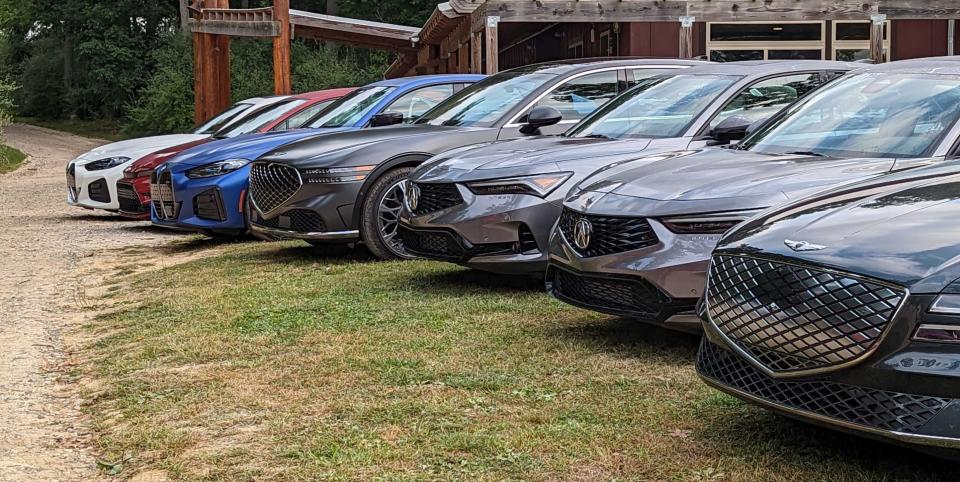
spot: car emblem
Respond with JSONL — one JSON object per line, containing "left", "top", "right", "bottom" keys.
{"left": 272, "top": 152, "right": 287, "bottom": 157}
{"left": 784, "top": 239, "right": 827, "bottom": 252}
{"left": 407, "top": 183, "right": 421, "bottom": 212}
{"left": 573, "top": 218, "right": 593, "bottom": 250}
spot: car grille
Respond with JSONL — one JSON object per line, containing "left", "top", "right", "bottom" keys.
{"left": 706, "top": 255, "right": 905, "bottom": 375}
{"left": 411, "top": 182, "right": 464, "bottom": 216}
{"left": 193, "top": 188, "right": 226, "bottom": 222}
{"left": 150, "top": 170, "right": 179, "bottom": 220}
{"left": 400, "top": 228, "right": 463, "bottom": 259}
{"left": 697, "top": 339, "right": 950, "bottom": 434}
{"left": 66, "top": 164, "right": 78, "bottom": 201}
{"left": 558, "top": 209, "right": 659, "bottom": 258}
{"left": 548, "top": 267, "right": 679, "bottom": 320}
{"left": 249, "top": 162, "right": 302, "bottom": 216}
{"left": 116, "top": 182, "right": 146, "bottom": 213}
{"left": 251, "top": 208, "right": 326, "bottom": 234}
{"left": 87, "top": 178, "right": 110, "bottom": 203}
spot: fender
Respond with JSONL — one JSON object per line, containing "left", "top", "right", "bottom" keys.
{"left": 349, "top": 152, "right": 434, "bottom": 232}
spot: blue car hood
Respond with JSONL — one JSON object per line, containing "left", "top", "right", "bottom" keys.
{"left": 167, "top": 127, "right": 354, "bottom": 171}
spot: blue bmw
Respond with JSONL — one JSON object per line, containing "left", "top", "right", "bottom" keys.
{"left": 150, "top": 74, "right": 483, "bottom": 236}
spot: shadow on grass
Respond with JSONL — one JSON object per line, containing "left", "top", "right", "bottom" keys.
{"left": 697, "top": 408, "right": 957, "bottom": 478}
{"left": 256, "top": 242, "right": 376, "bottom": 264}
{"left": 58, "top": 213, "right": 139, "bottom": 223}
{"left": 415, "top": 268, "right": 545, "bottom": 294}
{"left": 555, "top": 316, "right": 701, "bottom": 359}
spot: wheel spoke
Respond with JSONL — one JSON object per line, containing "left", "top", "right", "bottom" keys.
{"left": 377, "top": 180, "right": 410, "bottom": 257}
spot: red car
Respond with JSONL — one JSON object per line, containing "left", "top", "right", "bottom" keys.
{"left": 116, "top": 88, "right": 354, "bottom": 218}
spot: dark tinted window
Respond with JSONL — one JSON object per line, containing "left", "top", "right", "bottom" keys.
{"left": 710, "top": 23, "right": 822, "bottom": 42}
{"left": 710, "top": 50, "right": 763, "bottom": 62}
{"left": 527, "top": 70, "right": 619, "bottom": 121}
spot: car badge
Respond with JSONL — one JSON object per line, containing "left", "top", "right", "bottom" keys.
{"left": 407, "top": 183, "right": 421, "bottom": 212}
{"left": 573, "top": 218, "right": 593, "bottom": 251}
{"left": 784, "top": 239, "right": 827, "bottom": 252}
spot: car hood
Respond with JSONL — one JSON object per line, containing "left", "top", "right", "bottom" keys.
{"left": 74, "top": 134, "right": 208, "bottom": 165}
{"left": 411, "top": 136, "right": 662, "bottom": 183}
{"left": 166, "top": 127, "right": 353, "bottom": 171}
{"left": 260, "top": 124, "right": 486, "bottom": 168}
{"left": 718, "top": 162, "right": 960, "bottom": 292}
{"left": 564, "top": 148, "right": 898, "bottom": 217}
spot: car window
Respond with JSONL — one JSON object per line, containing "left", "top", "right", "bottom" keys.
{"left": 193, "top": 103, "right": 253, "bottom": 135}
{"left": 526, "top": 70, "right": 620, "bottom": 122}
{"left": 741, "top": 73, "right": 960, "bottom": 158}
{"left": 308, "top": 86, "right": 396, "bottom": 129}
{"left": 628, "top": 68, "right": 679, "bottom": 87}
{"left": 417, "top": 72, "right": 556, "bottom": 128}
{"left": 270, "top": 99, "right": 336, "bottom": 132}
{"left": 214, "top": 99, "right": 306, "bottom": 138}
{"left": 380, "top": 84, "right": 455, "bottom": 123}
{"left": 708, "top": 73, "right": 823, "bottom": 132}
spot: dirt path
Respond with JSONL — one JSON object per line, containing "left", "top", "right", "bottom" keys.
{"left": 0, "top": 125, "right": 190, "bottom": 481}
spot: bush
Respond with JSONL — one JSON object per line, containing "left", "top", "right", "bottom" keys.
{"left": 122, "top": 34, "right": 194, "bottom": 136}
{"left": 16, "top": 37, "right": 66, "bottom": 120}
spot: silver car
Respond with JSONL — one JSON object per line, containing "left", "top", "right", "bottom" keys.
{"left": 547, "top": 57, "right": 960, "bottom": 333}
{"left": 399, "top": 61, "right": 857, "bottom": 274}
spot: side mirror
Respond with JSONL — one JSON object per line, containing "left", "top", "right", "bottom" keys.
{"left": 370, "top": 112, "right": 405, "bottom": 128}
{"left": 710, "top": 115, "right": 753, "bottom": 144}
{"left": 520, "top": 106, "right": 563, "bottom": 135}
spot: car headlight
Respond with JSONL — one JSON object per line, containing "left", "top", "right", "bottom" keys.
{"left": 85, "top": 156, "right": 131, "bottom": 171}
{"left": 915, "top": 294, "right": 960, "bottom": 343}
{"left": 301, "top": 165, "right": 377, "bottom": 184}
{"left": 465, "top": 172, "right": 572, "bottom": 197}
{"left": 186, "top": 159, "right": 251, "bottom": 179}
{"left": 660, "top": 209, "right": 765, "bottom": 234}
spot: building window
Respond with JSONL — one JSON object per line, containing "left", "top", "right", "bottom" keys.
{"left": 707, "top": 22, "right": 826, "bottom": 62}
{"left": 568, "top": 36, "right": 584, "bottom": 58}
{"left": 832, "top": 20, "right": 891, "bottom": 61}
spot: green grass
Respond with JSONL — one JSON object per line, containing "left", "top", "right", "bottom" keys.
{"left": 16, "top": 116, "right": 126, "bottom": 141}
{"left": 83, "top": 241, "right": 958, "bottom": 481}
{"left": 0, "top": 143, "right": 27, "bottom": 174}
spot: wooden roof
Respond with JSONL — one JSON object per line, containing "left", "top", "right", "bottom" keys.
{"left": 291, "top": 10, "right": 420, "bottom": 53}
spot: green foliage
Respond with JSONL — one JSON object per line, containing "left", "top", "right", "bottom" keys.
{"left": 122, "top": 35, "right": 195, "bottom": 136}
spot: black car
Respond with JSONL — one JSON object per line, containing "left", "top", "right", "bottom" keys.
{"left": 246, "top": 58, "right": 703, "bottom": 259}
{"left": 697, "top": 160, "right": 960, "bottom": 457}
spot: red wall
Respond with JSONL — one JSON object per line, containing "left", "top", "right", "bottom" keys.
{"left": 891, "top": 20, "right": 949, "bottom": 60}
{"left": 620, "top": 22, "right": 705, "bottom": 58}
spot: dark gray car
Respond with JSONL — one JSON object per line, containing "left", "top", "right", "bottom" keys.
{"left": 399, "top": 61, "right": 858, "bottom": 274}
{"left": 247, "top": 58, "right": 703, "bottom": 259}
{"left": 547, "top": 57, "right": 960, "bottom": 333}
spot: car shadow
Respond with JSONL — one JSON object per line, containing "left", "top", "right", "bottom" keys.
{"left": 412, "top": 267, "right": 546, "bottom": 294}
{"left": 554, "top": 315, "right": 701, "bottom": 361}
{"left": 256, "top": 242, "right": 376, "bottom": 264}
{"left": 58, "top": 213, "right": 141, "bottom": 223}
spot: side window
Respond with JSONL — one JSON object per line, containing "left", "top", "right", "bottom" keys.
{"left": 708, "top": 73, "right": 823, "bottom": 131}
{"left": 270, "top": 99, "right": 336, "bottom": 132}
{"left": 381, "top": 84, "right": 455, "bottom": 123}
{"left": 627, "top": 68, "right": 676, "bottom": 88}
{"left": 528, "top": 70, "right": 620, "bottom": 122}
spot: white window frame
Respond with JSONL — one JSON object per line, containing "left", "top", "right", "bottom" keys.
{"left": 832, "top": 20, "right": 892, "bottom": 61}
{"left": 706, "top": 21, "right": 826, "bottom": 61}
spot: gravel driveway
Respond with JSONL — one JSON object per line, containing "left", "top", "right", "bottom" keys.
{"left": 0, "top": 125, "right": 189, "bottom": 480}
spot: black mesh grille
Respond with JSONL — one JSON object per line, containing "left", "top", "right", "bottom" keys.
{"left": 558, "top": 208, "right": 658, "bottom": 258}
{"left": 549, "top": 267, "right": 675, "bottom": 319}
{"left": 87, "top": 178, "right": 110, "bottom": 203}
{"left": 252, "top": 209, "right": 326, "bottom": 234}
{"left": 412, "top": 183, "right": 464, "bottom": 216}
{"left": 193, "top": 189, "right": 226, "bottom": 222}
{"left": 116, "top": 182, "right": 146, "bottom": 213}
{"left": 400, "top": 228, "right": 463, "bottom": 259}
{"left": 249, "top": 162, "right": 302, "bottom": 216}
{"left": 150, "top": 170, "right": 179, "bottom": 220}
{"left": 697, "top": 340, "right": 950, "bottom": 434}
{"left": 66, "top": 164, "right": 78, "bottom": 200}
{"left": 706, "top": 255, "right": 905, "bottom": 375}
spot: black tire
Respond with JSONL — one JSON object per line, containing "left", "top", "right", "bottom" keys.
{"left": 359, "top": 166, "right": 417, "bottom": 260}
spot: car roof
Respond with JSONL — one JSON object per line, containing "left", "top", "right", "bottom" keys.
{"left": 500, "top": 57, "right": 709, "bottom": 76}
{"left": 673, "top": 60, "right": 861, "bottom": 78}
{"left": 367, "top": 74, "right": 486, "bottom": 88}
{"left": 292, "top": 88, "right": 357, "bottom": 101}
{"left": 857, "top": 56, "right": 960, "bottom": 75}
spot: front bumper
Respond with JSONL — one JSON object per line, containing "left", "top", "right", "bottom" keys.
{"left": 150, "top": 166, "right": 250, "bottom": 235}
{"left": 247, "top": 178, "right": 363, "bottom": 243}
{"left": 545, "top": 213, "right": 720, "bottom": 330}
{"left": 66, "top": 160, "right": 127, "bottom": 211}
{"left": 116, "top": 176, "right": 151, "bottom": 219}
{"left": 399, "top": 186, "right": 558, "bottom": 274}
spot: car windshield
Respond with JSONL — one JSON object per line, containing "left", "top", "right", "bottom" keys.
{"left": 193, "top": 103, "right": 253, "bottom": 135}
{"left": 307, "top": 86, "right": 395, "bottom": 128}
{"left": 213, "top": 99, "right": 307, "bottom": 138}
{"left": 741, "top": 73, "right": 960, "bottom": 158}
{"left": 416, "top": 73, "right": 556, "bottom": 128}
{"left": 567, "top": 74, "right": 739, "bottom": 139}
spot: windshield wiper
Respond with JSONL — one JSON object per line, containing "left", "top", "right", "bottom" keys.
{"left": 784, "top": 150, "right": 826, "bottom": 157}
{"left": 583, "top": 134, "right": 613, "bottom": 140}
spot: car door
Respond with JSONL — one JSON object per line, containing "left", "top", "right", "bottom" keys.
{"left": 686, "top": 71, "right": 829, "bottom": 150}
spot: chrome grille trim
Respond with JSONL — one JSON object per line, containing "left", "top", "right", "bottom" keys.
{"left": 249, "top": 162, "right": 303, "bottom": 218}
{"left": 704, "top": 254, "right": 907, "bottom": 378}
{"left": 150, "top": 170, "right": 178, "bottom": 220}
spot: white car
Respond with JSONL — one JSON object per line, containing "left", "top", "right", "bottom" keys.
{"left": 66, "top": 96, "right": 290, "bottom": 212}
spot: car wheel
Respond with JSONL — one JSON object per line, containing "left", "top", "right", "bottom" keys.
{"left": 360, "top": 166, "right": 418, "bottom": 260}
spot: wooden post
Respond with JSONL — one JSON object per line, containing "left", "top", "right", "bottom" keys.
{"left": 180, "top": 0, "right": 191, "bottom": 33}
{"left": 870, "top": 14, "right": 886, "bottom": 63}
{"left": 484, "top": 16, "right": 499, "bottom": 75}
{"left": 273, "top": 0, "right": 292, "bottom": 95}
{"left": 678, "top": 16, "right": 695, "bottom": 59}
{"left": 470, "top": 30, "right": 483, "bottom": 74}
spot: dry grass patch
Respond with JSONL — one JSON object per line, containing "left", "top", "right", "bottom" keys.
{"left": 82, "top": 241, "right": 957, "bottom": 480}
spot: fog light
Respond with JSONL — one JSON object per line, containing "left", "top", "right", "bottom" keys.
{"left": 914, "top": 324, "right": 960, "bottom": 343}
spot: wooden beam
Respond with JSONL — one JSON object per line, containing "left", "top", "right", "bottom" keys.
{"left": 190, "top": 19, "right": 280, "bottom": 37}
{"left": 273, "top": 0, "right": 292, "bottom": 95}
{"left": 484, "top": 16, "right": 498, "bottom": 74}
{"left": 678, "top": 16, "right": 694, "bottom": 59}
{"left": 870, "top": 13, "right": 887, "bottom": 63}
{"left": 470, "top": 30, "right": 483, "bottom": 74}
